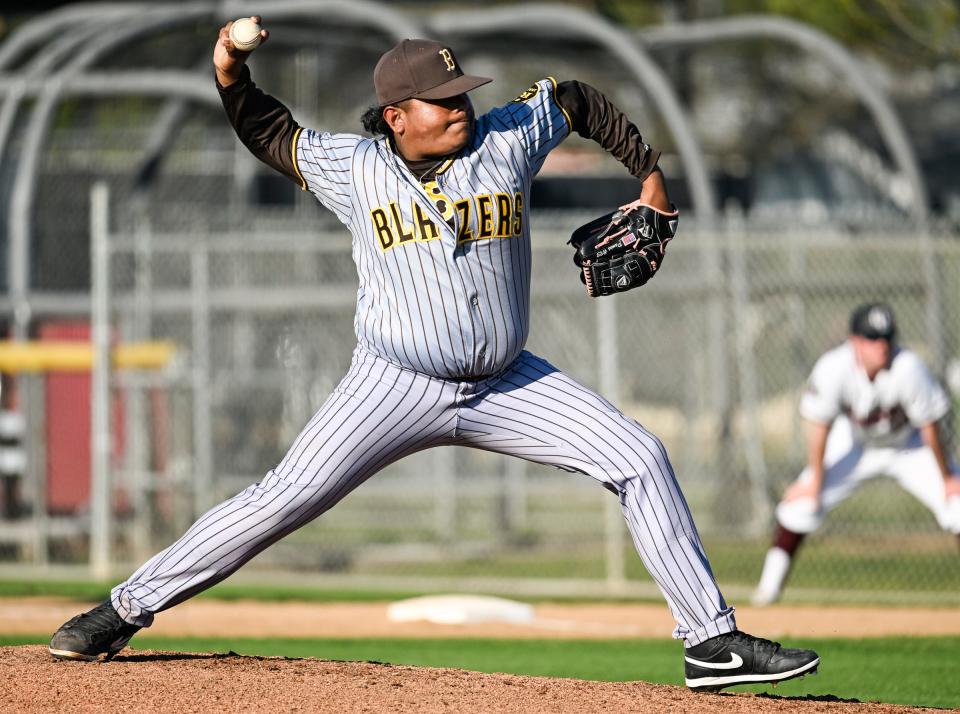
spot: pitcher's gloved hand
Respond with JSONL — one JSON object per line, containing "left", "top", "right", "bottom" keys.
{"left": 569, "top": 200, "right": 679, "bottom": 297}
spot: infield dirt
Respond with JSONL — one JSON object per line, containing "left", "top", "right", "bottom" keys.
{"left": 2, "top": 597, "right": 955, "bottom": 639}
{"left": 2, "top": 645, "right": 944, "bottom": 714}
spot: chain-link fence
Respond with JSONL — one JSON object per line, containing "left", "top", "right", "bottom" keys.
{"left": 1, "top": 5, "right": 958, "bottom": 605}
{"left": 15, "top": 193, "right": 946, "bottom": 605}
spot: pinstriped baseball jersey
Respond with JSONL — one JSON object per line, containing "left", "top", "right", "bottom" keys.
{"left": 293, "top": 78, "right": 571, "bottom": 379}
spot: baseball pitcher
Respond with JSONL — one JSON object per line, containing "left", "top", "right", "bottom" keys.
{"left": 50, "top": 18, "right": 818, "bottom": 692}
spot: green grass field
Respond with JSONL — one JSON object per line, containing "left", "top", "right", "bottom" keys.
{"left": 4, "top": 634, "right": 956, "bottom": 709}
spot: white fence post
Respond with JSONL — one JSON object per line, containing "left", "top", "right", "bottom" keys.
{"left": 727, "top": 209, "right": 771, "bottom": 534}
{"left": 191, "top": 245, "right": 213, "bottom": 513}
{"left": 434, "top": 447, "right": 456, "bottom": 540}
{"left": 90, "top": 181, "right": 112, "bottom": 578}
{"left": 597, "top": 296, "right": 626, "bottom": 591}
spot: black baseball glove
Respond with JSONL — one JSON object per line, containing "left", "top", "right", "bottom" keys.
{"left": 568, "top": 200, "right": 679, "bottom": 297}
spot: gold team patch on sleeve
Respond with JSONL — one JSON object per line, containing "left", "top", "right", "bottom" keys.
{"left": 512, "top": 83, "right": 540, "bottom": 103}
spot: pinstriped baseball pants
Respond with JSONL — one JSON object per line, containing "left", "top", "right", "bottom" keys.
{"left": 113, "top": 348, "right": 736, "bottom": 646}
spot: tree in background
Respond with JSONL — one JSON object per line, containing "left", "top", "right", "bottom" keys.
{"left": 586, "top": 0, "right": 958, "bottom": 64}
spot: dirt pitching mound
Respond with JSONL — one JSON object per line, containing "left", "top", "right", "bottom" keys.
{"left": 2, "top": 646, "right": 939, "bottom": 713}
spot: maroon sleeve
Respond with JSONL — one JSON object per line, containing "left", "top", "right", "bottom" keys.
{"left": 555, "top": 80, "right": 661, "bottom": 182}
{"left": 217, "top": 65, "right": 305, "bottom": 188}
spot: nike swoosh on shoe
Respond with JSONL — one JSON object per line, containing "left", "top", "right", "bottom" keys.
{"left": 684, "top": 653, "right": 744, "bottom": 670}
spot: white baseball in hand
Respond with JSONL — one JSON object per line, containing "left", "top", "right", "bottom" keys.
{"left": 229, "top": 18, "right": 262, "bottom": 52}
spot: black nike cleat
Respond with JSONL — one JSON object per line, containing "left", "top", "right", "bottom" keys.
{"left": 684, "top": 630, "right": 819, "bottom": 692}
{"left": 49, "top": 599, "right": 141, "bottom": 661}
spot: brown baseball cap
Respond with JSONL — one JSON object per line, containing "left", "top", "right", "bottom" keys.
{"left": 374, "top": 39, "right": 492, "bottom": 106}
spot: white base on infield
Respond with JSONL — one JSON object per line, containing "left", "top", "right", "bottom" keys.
{"left": 387, "top": 595, "right": 535, "bottom": 626}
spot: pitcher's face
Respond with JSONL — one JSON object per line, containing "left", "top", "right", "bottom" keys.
{"left": 387, "top": 94, "right": 474, "bottom": 160}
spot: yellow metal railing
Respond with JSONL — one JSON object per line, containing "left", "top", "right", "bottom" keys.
{"left": 0, "top": 340, "right": 177, "bottom": 373}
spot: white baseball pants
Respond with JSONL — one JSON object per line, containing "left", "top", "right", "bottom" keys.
{"left": 776, "top": 416, "right": 960, "bottom": 534}
{"left": 113, "top": 348, "right": 736, "bottom": 645}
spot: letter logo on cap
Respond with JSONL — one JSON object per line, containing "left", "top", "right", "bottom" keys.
{"left": 868, "top": 307, "right": 891, "bottom": 333}
{"left": 439, "top": 48, "right": 455, "bottom": 72}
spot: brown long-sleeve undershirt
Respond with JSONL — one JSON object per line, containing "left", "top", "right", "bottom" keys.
{"left": 218, "top": 65, "right": 303, "bottom": 186}
{"left": 554, "top": 80, "right": 661, "bottom": 182}
{"left": 217, "top": 66, "right": 660, "bottom": 187}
